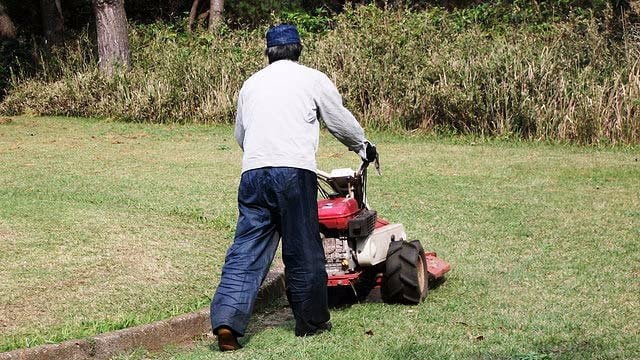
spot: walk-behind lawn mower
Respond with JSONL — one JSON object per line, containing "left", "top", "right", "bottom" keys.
{"left": 317, "top": 158, "right": 450, "bottom": 305}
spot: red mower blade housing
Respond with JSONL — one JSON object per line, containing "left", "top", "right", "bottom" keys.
{"left": 325, "top": 252, "right": 451, "bottom": 287}
{"left": 425, "top": 252, "right": 451, "bottom": 280}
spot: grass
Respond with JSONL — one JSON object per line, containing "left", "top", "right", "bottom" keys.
{"left": 1, "top": 116, "right": 640, "bottom": 359}
{"left": 0, "top": 116, "right": 241, "bottom": 350}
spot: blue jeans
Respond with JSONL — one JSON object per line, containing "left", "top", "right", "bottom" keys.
{"left": 210, "top": 167, "right": 330, "bottom": 337}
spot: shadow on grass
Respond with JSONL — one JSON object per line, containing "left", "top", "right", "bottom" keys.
{"left": 205, "top": 275, "right": 450, "bottom": 350}
{"left": 206, "top": 299, "right": 296, "bottom": 350}
{"left": 328, "top": 275, "right": 448, "bottom": 309}
{"left": 477, "top": 337, "right": 612, "bottom": 360}
{"left": 381, "top": 336, "right": 614, "bottom": 360}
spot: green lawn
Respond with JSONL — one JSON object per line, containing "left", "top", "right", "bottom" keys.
{"left": 1, "top": 117, "right": 639, "bottom": 359}
{"left": 0, "top": 117, "right": 241, "bottom": 350}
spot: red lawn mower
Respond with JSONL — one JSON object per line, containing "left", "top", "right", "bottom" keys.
{"left": 317, "top": 158, "right": 450, "bottom": 304}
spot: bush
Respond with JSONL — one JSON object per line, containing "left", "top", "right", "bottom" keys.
{"left": 312, "top": 5, "right": 640, "bottom": 143}
{"left": 1, "top": 4, "right": 639, "bottom": 144}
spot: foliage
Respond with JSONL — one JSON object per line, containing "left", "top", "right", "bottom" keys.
{"left": 312, "top": 4, "right": 640, "bottom": 143}
{"left": 1, "top": 4, "right": 639, "bottom": 143}
{"left": 278, "top": 7, "right": 333, "bottom": 36}
{"left": 224, "top": 0, "right": 308, "bottom": 28}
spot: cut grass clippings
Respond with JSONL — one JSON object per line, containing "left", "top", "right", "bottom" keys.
{"left": 1, "top": 116, "right": 639, "bottom": 359}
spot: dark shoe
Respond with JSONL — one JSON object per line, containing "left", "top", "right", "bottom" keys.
{"left": 297, "top": 321, "right": 332, "bottom": 337}
{"left": 317, "top": 321, "right": 332, "bottom": 333}
{"left": 216, "top": 327, "right": 242, "bottom": 352}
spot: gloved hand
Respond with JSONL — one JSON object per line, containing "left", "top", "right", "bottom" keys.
{"left": 364, "top": 142, "right": 377, "bottom": 163}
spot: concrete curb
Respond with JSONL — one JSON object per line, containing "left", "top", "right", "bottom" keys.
{"left": 1, "top": 271, "right": 285, "bottom": 360}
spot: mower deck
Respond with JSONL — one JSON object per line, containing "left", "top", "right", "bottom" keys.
{"left": 327, "top": 252, "right": 451, "bottom": 287}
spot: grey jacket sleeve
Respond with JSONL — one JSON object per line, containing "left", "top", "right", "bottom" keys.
{"left": 234, "top": 91, "right": 245, "bottom": 150}
{"left": 315, "top": 74, "right": 367, "bottom": 157}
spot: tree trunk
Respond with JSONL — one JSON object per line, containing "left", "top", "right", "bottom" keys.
{"left": 208, "top": 0, "right": 224, "bottom": 31}
{"left": 0, "top": 4, "right": 16, "bottom": 39}
{"left": 40, "top": 0, "right": 64, "bottom": 46}
{"left": 93, "top": 0, "right": 130, "bottom": 74}
{"left": 187, "top": 0, "right": 201, "bottom": 32}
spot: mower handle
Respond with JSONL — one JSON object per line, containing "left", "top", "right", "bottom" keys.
{"left": 357, "top": 160, "right": 369, "bottom": 176}
{"left": 316, "top": 154, "right": 379, "bottom": 184}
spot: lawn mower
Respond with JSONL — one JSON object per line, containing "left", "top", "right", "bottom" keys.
{"left": 317, "top": 156, "right": 450, "bottom": 304}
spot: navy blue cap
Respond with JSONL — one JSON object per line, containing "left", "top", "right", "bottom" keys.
{"left": 266, "top": 24, "right": 301, "bottom": 48}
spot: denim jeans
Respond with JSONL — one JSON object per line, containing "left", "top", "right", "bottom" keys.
{"left": 210, "top": 167, "right": 330, "bottom": 337}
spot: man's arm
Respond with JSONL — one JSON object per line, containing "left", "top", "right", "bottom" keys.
{"left": 234, "top": 92, "right": 245, "bottom": 150}
{"left": 315, "top": 74, "right": 368, "bottom": 158}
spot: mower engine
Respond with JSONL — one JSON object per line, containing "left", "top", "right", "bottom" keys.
{"left": 319, "top": 196, "right": 378, "bottom": 276}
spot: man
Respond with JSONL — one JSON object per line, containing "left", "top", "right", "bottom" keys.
{"left": 210, "top": 24, "right": 376, "bottom": 351}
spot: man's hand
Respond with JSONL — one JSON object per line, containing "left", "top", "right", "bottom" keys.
{"left": 365, "top": 142, "right": 377, "bottom": 163}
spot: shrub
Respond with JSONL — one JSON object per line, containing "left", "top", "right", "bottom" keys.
{"left": 312, "top": 5, "right": 640, "bottom": 144}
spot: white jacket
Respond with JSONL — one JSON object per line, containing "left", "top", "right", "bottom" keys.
{"left": 234, "top": 60, "right": 367, "bottom": 173}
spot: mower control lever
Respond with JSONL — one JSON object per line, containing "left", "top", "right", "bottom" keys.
{"left": 359, "top": 151, "right": 380, "bottom": 176}
{"left": 373, "top": 153, "right": 381, "bottom": 175}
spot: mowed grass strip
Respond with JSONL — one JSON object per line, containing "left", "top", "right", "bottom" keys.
{"left": 0, "top": 116, "right": 240, "bottom": 351}
{"left": 2, "top": 117, "right": 639, "bottom": 359}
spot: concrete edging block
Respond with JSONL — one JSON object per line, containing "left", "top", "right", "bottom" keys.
{"left": 1, "top": 271, "right": 285, "bottom": 360}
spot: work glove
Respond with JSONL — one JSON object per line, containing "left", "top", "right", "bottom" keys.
{"left": 364, "top": 142, "right": 377, "bottom": 163}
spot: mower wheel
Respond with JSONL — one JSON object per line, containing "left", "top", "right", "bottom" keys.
{"left": 381, "top": 240, "right": 429, "bottom": 304}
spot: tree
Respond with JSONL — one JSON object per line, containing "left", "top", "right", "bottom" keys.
{"left": 1, "top": 3, "right": 17, "bottom": 98}
{"left": 188, "top": 0, "right": 201, "bottom": 32}
{"left": 40, "top": 0, "right": 64, "bottom": 46}
{"left": 0, "top": 3, "right": 16, "bottom": 39}
{"left": 93, "top": 0, "right": 130, "bottom": 74}
{"left": 187, "top": 0, "right": 223, "bottom": 32}
{"left": 209, "top": 0, "right": 224, "bottom": 30}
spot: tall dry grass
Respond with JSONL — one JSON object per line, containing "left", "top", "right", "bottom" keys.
{"left": 1, "top": 5, "right": 638, "bottom": 144}
{"left": 311, "top": 6, "right": 640, "bottom": 143}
